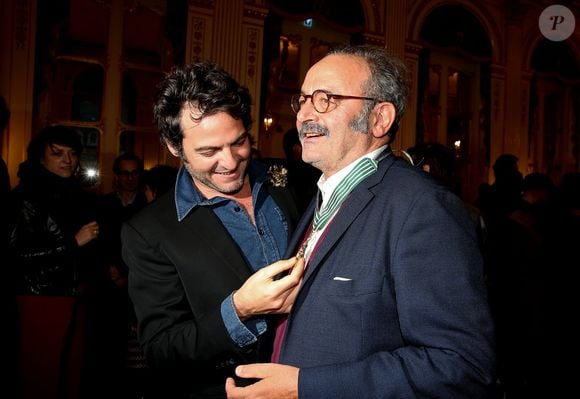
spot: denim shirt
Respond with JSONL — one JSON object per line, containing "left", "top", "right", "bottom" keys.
{"left": 174, "top": 162, "right": 289, "bottom": 347}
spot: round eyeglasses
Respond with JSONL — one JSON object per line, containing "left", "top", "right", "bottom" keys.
{"left": 290, "top": 90, "right": 380, "bottom": 114}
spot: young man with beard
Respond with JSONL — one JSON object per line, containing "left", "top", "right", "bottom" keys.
{"left": 121, "top": 62, "right": 304, "bottom": 398}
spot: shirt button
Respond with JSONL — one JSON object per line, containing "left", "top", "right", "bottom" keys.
{"left": 234, "top": 206, "right": 241, "bottom": 212}
{"left": 258, "top": 229, "right": 265, "bottom": 235}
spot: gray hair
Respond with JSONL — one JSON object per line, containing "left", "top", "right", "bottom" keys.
{"left": 328, "top": 44, "right": 409, "bottom": 137}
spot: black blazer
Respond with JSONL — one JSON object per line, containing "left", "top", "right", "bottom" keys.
{"left": 122, "top": 183, "right": 299, "bottom": 397}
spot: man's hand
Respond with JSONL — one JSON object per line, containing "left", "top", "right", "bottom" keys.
{"left": 233, "top": 256, "right": 304, "bottom": 320}
{"left": 225, "top": 363, "right": 299, "bottom": 399}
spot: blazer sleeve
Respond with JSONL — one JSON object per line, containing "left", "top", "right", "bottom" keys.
{"left": 122, "top": 219, "right": 242, "bottom": 369}
{"left": 297, "top": 187, "right": 495, "bottom": 398}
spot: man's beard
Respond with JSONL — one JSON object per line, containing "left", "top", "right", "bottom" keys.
{"left": 183, "top": 159, "right": 249, "bottom": 195}
{"left": 349, "top": 102, "right": 373, "bottom": 133}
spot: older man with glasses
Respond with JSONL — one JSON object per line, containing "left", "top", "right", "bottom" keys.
{"left": 226, "top": 44, "right": 495, "bottom": 399}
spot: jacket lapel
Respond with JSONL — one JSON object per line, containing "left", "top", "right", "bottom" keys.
{"left": 301, "top": 155, "right": 396, "bottom": 283}
{"left": 182, "top": 206, "right": 253, "bottom": 282}
{"left": 177, "top": 184, "right": 302, "bottom": 283}
{"left": 285, "top": 199, "right": 316, "bottom": 257}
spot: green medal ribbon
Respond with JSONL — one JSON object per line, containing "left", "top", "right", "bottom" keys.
{"left": 313, "top": 157, "right": 378, "bottom": 231}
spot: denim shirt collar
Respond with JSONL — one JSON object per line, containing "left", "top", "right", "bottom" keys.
{"left": 174, "top": 161, "right": 267, "bottom": 221}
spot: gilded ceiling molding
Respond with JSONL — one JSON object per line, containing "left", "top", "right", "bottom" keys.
{"left": 361, "top": 33, "right": 385, "bottom": 47}
{"left": 405, "top": 42, "right": 423, "bottom": 55}
{"left": 243, "top": 4, "right": 268, "bottom": 20}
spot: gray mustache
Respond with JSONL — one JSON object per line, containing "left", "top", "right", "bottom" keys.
{"left": 299, "top": 122, "right": 329, "bottom": 139}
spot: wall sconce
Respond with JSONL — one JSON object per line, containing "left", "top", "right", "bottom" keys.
{"left": 263, "top": 113, "right": 273, "bottom": 132}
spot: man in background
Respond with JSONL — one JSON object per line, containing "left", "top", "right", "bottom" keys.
{"left": 95, "top": 153, "right": 148, "bottom": 397}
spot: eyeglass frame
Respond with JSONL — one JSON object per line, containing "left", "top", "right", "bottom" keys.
{"left": 290, "top": 89, "right": 381, "bottom": 114}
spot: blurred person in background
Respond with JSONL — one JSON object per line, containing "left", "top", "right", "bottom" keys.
{"left": 142, "top": 164, "right": 178, "bottom": 203}
{"left": 96, "top": 153, "right": 149, "bottom": 398}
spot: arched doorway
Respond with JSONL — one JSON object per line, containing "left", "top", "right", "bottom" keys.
{"left": 528, "top": 39, "right": 580, "bottom": 183}
{"left": 416, "top": 4, "right": 493, "bottom": 202}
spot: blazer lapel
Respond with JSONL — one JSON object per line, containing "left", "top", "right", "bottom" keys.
{"left": 302, "top": 156, "right": 396, "bottom": 283}
{"left": 182, "top": 206, "right": 253, "bottom": 282}
{"left": 285, "top": 199, "right": 316, "bottom": 257}
{"left": 174, "top": 184, "right": 302, "bottom": 284}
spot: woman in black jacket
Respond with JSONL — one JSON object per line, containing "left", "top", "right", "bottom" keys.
{"left": 9, "top": 125, "right": 100, "bottom": 295}
{"left": 8, "top": 125, "right": 101, "bottom": 399}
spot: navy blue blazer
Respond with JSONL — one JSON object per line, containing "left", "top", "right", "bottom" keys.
{"left": 279, "top": 155, "right": 495, "bottom": 398}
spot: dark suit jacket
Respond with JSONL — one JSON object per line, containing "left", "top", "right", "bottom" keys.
{"left": 122, "top": 183, "right": 299, "bottom": 398}
{"left": 280, "top": 155, "right": 496, "bottom": 398}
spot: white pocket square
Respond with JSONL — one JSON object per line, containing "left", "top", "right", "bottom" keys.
{"left": 333, "top": 276, "right": 352, "bottom": 281}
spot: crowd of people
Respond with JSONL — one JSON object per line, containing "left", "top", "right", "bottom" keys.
{"left": 2, "top": 43, "right": 579, "bottom": 399}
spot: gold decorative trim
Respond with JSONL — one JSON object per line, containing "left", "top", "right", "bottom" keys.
{"left": 246, "top": 28, "right": 259, "bottom": 83}
{"left": 405, "top": 42, "right": 423, "bottom": 55}
{"left": 191, "top": 17, "right": 206, "bottom": 63}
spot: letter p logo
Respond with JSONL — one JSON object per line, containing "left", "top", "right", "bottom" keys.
{"left": 540, "top": 5, "right": 575, "bottom": 41}
{"left": 550, "top": 15, "right": 565, "bottom": 30}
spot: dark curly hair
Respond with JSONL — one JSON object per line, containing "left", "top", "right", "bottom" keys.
{"left": 112, "top": 153, "right": 143, "bottom": 175}
{"left": 18, "top": 125, "right": 83, "bottom": 180}
{"left": 26, "top": 125, "right": 83, "bottom": 164}
{"left": 153, "top": 62, "right": 253, "bottom": 156}
{"left": 142, "top": 164, "right": 178, "bottom": 200}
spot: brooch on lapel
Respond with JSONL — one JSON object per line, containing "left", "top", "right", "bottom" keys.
{"left": 267, "top": 164, "right": 288, "bottom": 187}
